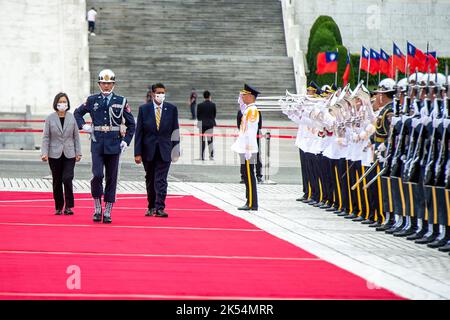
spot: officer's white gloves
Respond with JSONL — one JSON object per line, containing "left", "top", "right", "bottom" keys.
{"left": 377, "top": 142, "right": 386, "bottom": 153}
{"left": 120, "top": 141, "right": 128, "bottom": 153}
{"left": 82, "top": 124, "right": 93, "bottom": 133}
{"left": 245, "top": 151, "right": 252, "bottom": 161}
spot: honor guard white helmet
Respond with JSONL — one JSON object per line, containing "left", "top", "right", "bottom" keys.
{"left": 397, "top": 78, "right": 408, "bottom": 92}
{"left": 98, "top": 69, "right": 116, "bottom": 95}
{"left": 98, "top": 69, "right": 116, "bottom": 83}
{"left": 373, "top": 78, "right": 396, "bottom": 93}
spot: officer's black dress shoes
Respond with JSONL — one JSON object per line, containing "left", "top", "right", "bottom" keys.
{"left": 415, "top": 234, "right": 437, "bottom": 244}
{"left": 237, "top": 205, "right": 258, "bottom": 211}
{"left": 393, "top": 227, "right": 416, "bottom": 237}
{"left": 406, "top": 229, "right": 427, "bottom": 241}
{"left": 344, "top": 213, "right": 357, "bottom": 219}
{"left": 369, "top": 221, "right": 382, "bottom": 228}
{"left": 325, "top": 206, "right": 337, "bottom": 212}
{"left": 103, "top": 215, "right": 112, "bottom": 224}
{"left": 93, "top": 212, "right": 102, "bottom": 222}
{"left": 352, "top": 216, "right": 365, "bottom": 222}
{"left": 145, "top": 208, "right": 156, "bottom": 216}
{"left": 155, "top": 209, "right": 169, "bottom": 217}
{"left": 427, "top": 237, "right": 450, "bottom": 249}
{"left": 55, "top": 209, "right": 63, "bottom": 215}
{"left": 64, "top": 208, "right": 74, "bottom": 215}
{"left": 438, "top": 242, "right": 450, "bottom": 252}
{"left": 361, "top": 219, "right": 374, "bottom": 225}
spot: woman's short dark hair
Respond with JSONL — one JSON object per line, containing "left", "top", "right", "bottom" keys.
{"left": 203, "top": 90, "right": 211, "bottom": 99}
{"left": 151, "top": 83, "right": 165, "bottom": 92}
{"left": 52, "top": 92, "right": 70, "bottom": 111}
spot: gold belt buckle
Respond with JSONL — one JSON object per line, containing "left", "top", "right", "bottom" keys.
{"left": 101, "top": 125, "right": 110, "bottom": 132}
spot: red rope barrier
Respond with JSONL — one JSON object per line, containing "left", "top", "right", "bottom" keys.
{"left": 0, "top": 120, "right": 297, "bottom": 130}
{"left": 0, "top": 129, "right": 296, "bottom": 139}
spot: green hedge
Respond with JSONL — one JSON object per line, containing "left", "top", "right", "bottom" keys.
{"left": 307, "top": 28, "right": 337, "bottom": 79}
{"left": 306, "top": 16, "right": 342, "bottom": 68}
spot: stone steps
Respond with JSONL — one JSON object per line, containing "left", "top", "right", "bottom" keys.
{"left": 87, "top": 0, "right": 295, "bottom": 119}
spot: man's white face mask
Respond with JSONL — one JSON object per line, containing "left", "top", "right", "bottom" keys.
{"left": 155, "top": 93, "right": 165, "bottom": 104}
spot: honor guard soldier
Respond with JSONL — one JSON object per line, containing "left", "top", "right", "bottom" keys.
{"left": 232, "top": 84, "right": 260, "bottom": 211}
{"left": 74, "top": 69, "right": 136, "bottom": 223}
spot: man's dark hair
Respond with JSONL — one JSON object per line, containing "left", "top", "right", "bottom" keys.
{"left": 203, "top": 90, "right": 211, "bottom": 99}
{"left": 52, "top": 92, "right": 71, "bottom": 111}
{"left": 152, "top": 83, "right": 165, "bottom": 92}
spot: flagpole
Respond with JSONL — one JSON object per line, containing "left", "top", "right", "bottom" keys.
{"left": 367, "top": 51, "right": 371, "bottom": 86}
{"left": 405, "top": 41, "right": 408, "bottom": 76}
{"left": 335, "top": 47, "right": 339, "bottom": 86}
{"left": 391, "top": 43, "right": 395, "bottom": 77}
{"left": 358, "top": 51, "right": 361, "bottom": 83}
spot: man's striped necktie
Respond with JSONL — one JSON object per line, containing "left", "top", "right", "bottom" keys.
{"left": 155, "top": 106, "right": 161, "bottom": 130}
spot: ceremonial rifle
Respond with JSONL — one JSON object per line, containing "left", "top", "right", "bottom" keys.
{"left": 435, "top": 62, "right": 449, "bottom": 186}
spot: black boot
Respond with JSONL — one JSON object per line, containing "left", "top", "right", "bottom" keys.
{"left": 427, "top": 226, "right": 450, "bottom": 248}
{"left": 93, "top": 198, "right": 102, "bottom": 222}
{"left": 438, "top": 240, "right": 450, "bottom": 252}
{"left": 406, "top": 219, "right": 428, "bottom": 240}
{"left": 394, "top": 216, "right": 417, "bottom": 237}
{"left": 415, "top": 224, "right": 439, "bottom": 244}
{"left": 376, "top": 212, "right": 395, "bottom": 231}
{"left": 385, "top": 215, "right": 404, "bottom": 234}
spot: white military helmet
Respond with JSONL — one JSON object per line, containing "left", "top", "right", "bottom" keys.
{"left": 373, "top": 78, "right": 396, "bottom": 93}
{"left": 98, "top": 69, "right": 116, "bottom": 83}
{"left": 408, "top": 72, "right": 423, "bottom": 84}
{"left": 397, "top": 78, "right": 408, "bottom": 92}
{"left": 435, "top": 73, "right": 446, "bottom": 87}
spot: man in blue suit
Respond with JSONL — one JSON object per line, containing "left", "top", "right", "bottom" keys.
{"left": 134, "top": 83, "right": 180, "bottom": 217}
{"left": 74, "top": 69, "right": 135, "bottom": 223}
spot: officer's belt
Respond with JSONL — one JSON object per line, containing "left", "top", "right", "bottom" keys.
{"left": 374, "top": 136, "right": 386, "bottom": 143}
{"left": 93, "top": 126, "right": 121, "bottom": 132}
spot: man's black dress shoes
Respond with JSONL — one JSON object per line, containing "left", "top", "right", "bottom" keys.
{"left": 155, "top": 210, "right": 169, "bottom": 217}
{"left": 237, "top": 205, "right": 258, "bottom": 211}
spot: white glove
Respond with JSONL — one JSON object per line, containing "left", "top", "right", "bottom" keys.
{"left": 120, "top": 141, "right": 128, "bottom": 153}
{"left": 82, "top": 124, "right": 93, "bottom": 133}
{"left": 377, "top": 143, "right": 386, "bottom": 153}
{"left": 245, "top": 151, "right": 252, "bottom": 161}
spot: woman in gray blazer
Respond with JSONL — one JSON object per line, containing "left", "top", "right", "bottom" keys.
{"left": 41, "top": 93, "right": 82, "bottom": 215}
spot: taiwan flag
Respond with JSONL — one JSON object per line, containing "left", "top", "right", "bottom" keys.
{"left": 360, "top": 46, "right": 370, "bottom": 72}
{"left": 316, "top": 51, "right": 338, "bottom": 75}
{"left": 379, "top": 48, "right": 391, "bottom": 77}
{"left": 342, "top": 51, "right": 351, "bottom": 86}
{"left": 369, "top": 49, "right": 380, "bottom": 75}
{"left": 407, "top": 41, "right": 427, "bottom": 74}
{"left": 391, "top": 42, "right": 406, "bottom": 74}
{"left": 425, "top": 51, "right": 439, "bottom": 73}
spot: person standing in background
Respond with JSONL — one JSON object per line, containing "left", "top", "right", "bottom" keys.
{"left": 196, "top": 90, "right": 216, "bottom": 160}
{"left": 87, "top": 7, "right": 97, "bottom": 36}
{"left": 232, "top": 84, "right": 260, "bottom": 211}
{"left": 237, "top": 108, "right": 263, "bottom": 183}
{"left": 189, "top": 88, "right": 197, "bottom": 120}
{"left": 41, "top": 92, "right": 82, "bottom": 215}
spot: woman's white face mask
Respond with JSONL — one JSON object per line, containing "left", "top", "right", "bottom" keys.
{"left": 57, "top": 103, "right": 68, "bottom": 112}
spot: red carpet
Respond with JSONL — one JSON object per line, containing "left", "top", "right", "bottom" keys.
{"left": 0, "top": 191, "right": 404, "bottom": 299}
